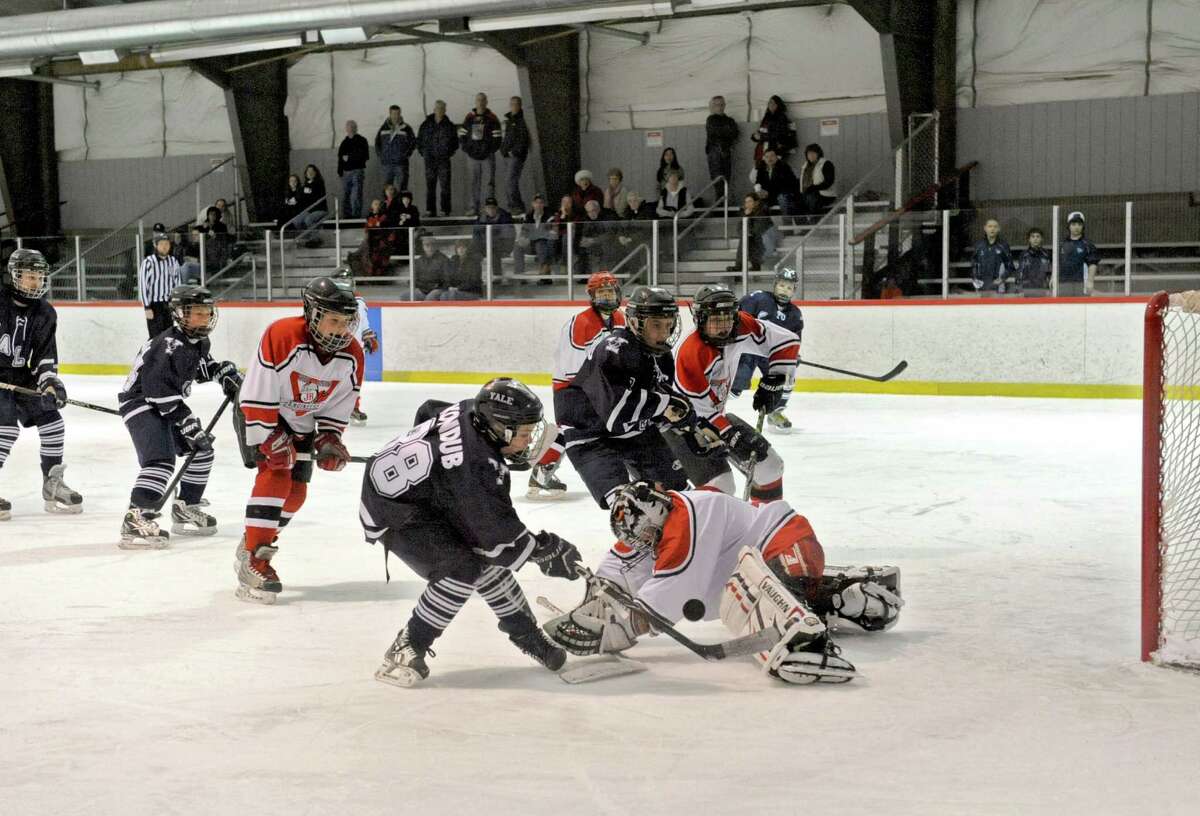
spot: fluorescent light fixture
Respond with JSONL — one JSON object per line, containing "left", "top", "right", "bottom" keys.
{"left": 151, "top": 35, "right": 303, "bottom": 63}
{"left": 688, "top": 0, "right": 749, "bottom": 7}
{"left": 468, "top": 2, "right": 673, "bottom": 32}
{"left": 0, "top": 61, "right": 33, "bottom": 78}
{"left": 321, "top": 27, "right": 369, "bottom": 45}
{"left": 78, "top": 49, "right": 122, "bottom": 66}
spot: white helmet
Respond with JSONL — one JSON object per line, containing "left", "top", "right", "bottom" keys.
{"left": 609, "top": 481, "right": 673, "bottom": 554}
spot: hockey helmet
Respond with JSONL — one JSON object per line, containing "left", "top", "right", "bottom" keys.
{"left": 690, "top": 284, "right": 738, "bottom": 347}
{"left": 609, "top": 481, "right": 673, "bottom": 554}
{"left": 773, "top": 267, "right": 798, "bottom": 305}
{"left": 586, "top": 271, "right": 622, "bottom": 315}
{"left": 152, "top": 232, "right": 173, "bottom": 252}
{"left": 169, "top": 284, "right": 218, "bottom": 339}
{"left": 471, "top": 377, "right": 547, "bottom": 466}
{"left": 624, "top": 286, "right": 679, "bottom": 353}
{"left": 302, "top": 276, "right": 359, "bottom": 353}
{"left": 331, "top": 263, "right": 355, "bottom": 292}
{"left": 3, "top": 248, "right": 50, "bottom": 301}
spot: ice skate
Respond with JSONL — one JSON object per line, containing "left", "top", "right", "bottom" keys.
{"left": 171, "top": 498, "right": 217, "bottom": 537}
{"left": 766, "top": 409, "right": 793, "bottom": 434}
{"left": 504, "top": 619, "right": 567, "bottom": 671}
{"left": 770, "top": 635, "right": 857, "bottom": 685}
{"left": 119, "top": 507, "right": 170, "bottom": 549}
{"left": 526, "top": 463, "right": 567, "bottom": 499}
{"left": 42, "top": 464, "right": 83, "bottom": 514}
{"left": 350, "top": 408, "right": 368, "bottom": 426}
{"left": 235, "top": 538, "right": 282, "bottom": 604}
{"left": 0, "top": 496, "right": 10, "bottom": 521}
{"left": 375, "top": 625, "right": 433, "bottom": 687}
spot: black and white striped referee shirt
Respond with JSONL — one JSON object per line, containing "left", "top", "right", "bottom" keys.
{"left": 138, "top": 254, "right": 182, "bottom": 308}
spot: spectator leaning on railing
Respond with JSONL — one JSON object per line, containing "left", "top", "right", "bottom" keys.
{"left": 1015, "top": 227, "right": 1052, "bottom": 295}
{"left": 1059, "top": 211, "right": 1101, "bottom": 296}
{"left": 417, "top": 100, "right": 458, "bottom": 218}
{"left": 375, "top": 105, "right": 417, "bottom": 192}
{"left": 138, "top": 232, "right": 182, "bottom": 338}
{"left": 337, "top": 119, "right": 370, "bottom": 219}
{"left": 705, "top": 95, "right": 739, "bottom": 186}
{"left": 460, "top": 93, "right": 503, "bottom": 217}
{"left": 971, "top": 218, "right": 1015, "bottom": 294}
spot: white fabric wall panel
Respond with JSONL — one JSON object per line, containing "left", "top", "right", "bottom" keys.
{"left": 286, "top": 54, "right": 335, "bottom": 151}
{"left": 331, "top": 49, "right": 425, "bottom": 148}
{"left": 1150, "top": 0, "right": 1200, "bottom": 95}
{"left": 420, "top": 42, "right": 519, "bottom": 114}
{"left": 162, "top": 69, "right": 235, "bottom": 157}
{"left": 82, "top": 72, "right": 165, "bottom": 159}
{"left": 53, "top": 85, "right": 87, "bottom": 162}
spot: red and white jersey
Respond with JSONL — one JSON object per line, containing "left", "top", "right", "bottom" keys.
{"left": 674, "top": 312, "right": 799, "bottom": 432}
{"left": 239, "top": 315, "right": 364, "bottom": 446}
{"left": 552, "top": 306, "right": 626, "bottom": 391}
{"left": 595, "top": 489, "right": 817, "bottom": 623}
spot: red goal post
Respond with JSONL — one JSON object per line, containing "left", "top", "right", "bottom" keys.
{"left": 1143, "top": 290, "right": 1200, "bottom": 668}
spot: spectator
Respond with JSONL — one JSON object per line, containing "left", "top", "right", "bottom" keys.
{"left": 295, "top": 164, "right": 328, "bottom": 247}
{"left": 603, "top": 168, "right": 627, "bottom": 217}
{"left": 473, "top": 196, "right": 516, "bottom": 279}
{"left": 413, "top": 233, "right": 449, "bottom": 300}
{"left": 444, "top": 240, "right": 484, "bottom": 300}
{"left": 1059, "top": 211, "right": 1101, "bottom": 296}
{"left": 798, "top": 143, "right": 837, "bottom": 216}
{"left": 278, "top": 174, "right": 304, "bottom": 230}
{"left": 195, "top": 205, "right": 230, "bottom": 272}
{"left": 571, "top": 169, "right": 604, "bottom": 212}
{"left": 727, "top": 193, "right": 777, "bottom": 272}
{"left": 337, "top": 119, "right": 370, "bottom": 219}
{"left": 196, "top": 206, "right": 228, "bottom": 236}
{"left": 375, "top": 105, "right": 416, "bottom": 191}
{"left": 656, "top": 170, "right": 693, "bottom": 219}
{"left": 753, "top": 148, "right": 799, "bottom": 214}
{"left": 656, "top": 147, "right": 683, "bottom": 192}
{"left": 578, "top": 199, "right": 618, "bottom": 273}
{"left": 364, "top": 198, "right": 392, "bottom": 278}
{"left": 616, "top": 189, "right": 655, "bottom": 255}
{"left": 459, "top": 92, "right": 503, "bottom": 216}
{"left": 751, "top": 95, "right": 796, "bottom": 162}
{"left": 1015, "top": 227, "right": 1052, "bottom": 295}
{"left": 391, "top": 189, "right": 421, "bottom": 232}
{"left": 381, "top": 184, "right": 400, "bottom": 224}
{"left": 138, "top": 232, "right": 182, "bottom": 338}
{"left": 501, "top": 96, "right": 531, "bottom": 213}
{"left": 705, "top": 95, "right": 739, "bottom": 187}
{"left": 971, "top": 218, "right": 1015, "bottom": 294}
{"left": 623, "top": 190, "right": 657, "bottom": 221}
{"left": 518, "top": 193, "right": 555, "bottom": 277}
{"left": 417, "top": 100, "right": 458, "bottom": 218}
{"left": 551, "top": 194, "right": 579, "bottom": 263}
{"left": 880, "top": 277, "right": 904, "bottom": 299}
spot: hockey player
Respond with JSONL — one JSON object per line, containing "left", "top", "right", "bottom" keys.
{"left": 735, "top": 267, "right": 803, "bottom": 432}
{"left": 672, "top": 283, "right": 798, "bottom": 503}
{"left": 332, "top": 266, "right": 379, "bottom": 426}
{"left": 235, "top": 276, "right": 363, "bottom": 602}
{"left": 556, "top": 285, "right": 690, "bottom": 509}
{"left": 117, "top": 285, "right": 242, "bottom": 548}
{"left": 0, "top": 248, "right": 81, "bottom": 520}
{"left": 360, "top": 378, "right": 583, "bottom": 686}
{"left": 545, "top": 482, "right": 903, "bottom": 684}
{"left": 528, "top": 270, "right": 627, "bottom": 498}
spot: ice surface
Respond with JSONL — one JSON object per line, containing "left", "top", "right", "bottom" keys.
{"left": 2, "top": 378, "right": 1198, "bottom": 815}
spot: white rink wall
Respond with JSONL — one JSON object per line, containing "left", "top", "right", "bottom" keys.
{"left": 53, "top": 299, "right": 1149, "bottom": 397}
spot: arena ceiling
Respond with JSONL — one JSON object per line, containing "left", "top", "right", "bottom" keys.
{"left": 2, "top": 0, "right": 154, "bottom": 15}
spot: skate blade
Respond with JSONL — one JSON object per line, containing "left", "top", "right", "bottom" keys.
{"left": 526, "top": 486, "right": 567, "bottom": 501}
{"left": 559, "top": 654, "right": 647, "bottom": 684}
{"left": 350, "top": 417, "right": 367, "bottom": 427}
{"left": 0, "top": 511, "right": 11, "bottom": 522}
{"left": 172, "top": 522, "right": 218, "bottom": 537}
{"left": 235, "top": 584, "right": 278, "bottom": 605}
{"left": 44, "top": 500, "right": 83, "bottom": 515}
{"left": 118, "top": 535, "right": 170, "bottom": 550}
{"left": 374, "top": 664, "right": 424, "bottom": 688}
{"left": 775, "top": 660, "right": 857, "bottom": 685}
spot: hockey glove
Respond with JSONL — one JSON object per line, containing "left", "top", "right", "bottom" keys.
{"left": 314, "top": 431, "right": 351, "bottom": 472}
{"left": 177, "top": 414, "right": 214, "bottom": 453}
{"left": 258, "top": 427, "right": 296, "bottom": 470}
{"left": 672, "top": 417, "right": 725, "bottom": 458}
{"left": 361, "top": 328, "right": 380, "bottom": 354}
{"left": 212, "top": 360, "right": 243, "bottom": 399}
{"left": 753, "top": 373, "right": 788, "bottom": 413}
{"left": 722, "top": 423, "right": 769, "bottom": 463}
{"left": 661, "top": 394, "right": 695, "bottom": 428}
{"left": 40, "top": 376, "right": 67, "bottom": 410}
{"left": 530, "top": 531, "right": 583, "bottom": 580}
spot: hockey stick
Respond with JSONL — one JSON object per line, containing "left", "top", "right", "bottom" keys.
{"left": 576, "top": 566, "right": 780, "bottom": 661}
{"left": 741, "top": 409, "right": 767, "bottom": 502}
{"left": 0, "top": 381, "right": 120, "bottom": 416}
{"left": 153, "top": 395, "right": 233, "bottom": 512}
{"left": 797, "top": 358, "right": 908, "bottom": 383}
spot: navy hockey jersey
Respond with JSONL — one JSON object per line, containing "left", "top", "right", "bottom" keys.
{"left": 118, "top": 327, "right": 218, "bottom": 423}
{"left": 359, "top": 398, "right": 538, "bottom": 570}
{"left": 738, "top": 290, "right": 804, "bottom": 337}
{"left": 0, "top": 292, "right": 59, "bottom": 388}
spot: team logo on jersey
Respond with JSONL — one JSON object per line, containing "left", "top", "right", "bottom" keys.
{"left": 0, "top": 314, "right": 28, "bottom": 364}
{"left": 603, "top": 335, "right": 628, "bottom": 354}
{"left": 285, "top": 371, "right": 340, "bottom": 414}
{"left": 163, "top": 337, "right": 184, "bottom": 357}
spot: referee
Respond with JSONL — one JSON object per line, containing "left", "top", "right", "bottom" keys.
{"left": 139, "top": 232, "right": 181, "bottom": 337}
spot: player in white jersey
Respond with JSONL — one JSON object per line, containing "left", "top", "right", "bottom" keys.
{"left": 234, "top": 276, "right": 364, "bottom": 603}
{"left": 545, "top": 483, "right": 903, "bottom": 684}
{"left": 333, "top": 266, "right": 379, "bottom": 426}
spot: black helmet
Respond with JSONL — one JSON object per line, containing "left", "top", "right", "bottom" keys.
{"left": 302, "top": 276, "right": 359, "bottom": 353}
{"left": 169, "top": 284, "right": 218, "bottom": 338}
{"left": 152, "top": 232, "right": 172, "bottom": 251}
{"left": 690, "top": 284, "right": 738, "bottom": 347}
{"left": 471, "top": 377, "right": 547, "bottom": 466}
{"left": 773, "top": 267, "right": 798, "bottom": 305}
{"left": 624, "top": 286, "right": 679, "bottom": 353}
{"left": 4, "top": 248, "right": 50, "bottom": 301}
{"left": 331, "top": 263, "right": 355, "bottom": 291}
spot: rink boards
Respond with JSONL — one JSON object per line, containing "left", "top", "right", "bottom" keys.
{"left": 52, "top": 297, "right": 1150, "bottom": 399}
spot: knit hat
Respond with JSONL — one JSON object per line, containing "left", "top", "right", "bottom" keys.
{"left": 574, "top": 169, "right": 593, "bottom": 184}
{"left": 1067, "top": 211, "right": 1085, "bottom": 225}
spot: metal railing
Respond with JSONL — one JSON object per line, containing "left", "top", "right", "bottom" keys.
{"left": 610, "top": 240, "right": 653, "bottom": 287}
{"left": 672, "top": 175, "right": 729, "bottom": 294}
{"left": 278, "top": 194, "right": 331, "bottom": 285}
{"left": 211, "top": 253, "right": 259, "bottom": 300}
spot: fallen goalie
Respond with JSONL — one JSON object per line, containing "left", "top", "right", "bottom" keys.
{"left": 544, "top": 483, "right": 903, "bottom": 684}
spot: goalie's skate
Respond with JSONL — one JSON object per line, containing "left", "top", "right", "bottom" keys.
{"left": 0, "top": 496, "right": 10, "bottom": 521}
{"left": 234, "top": 538, "right": 281, "bottom": 604}
{"left": 42, "top": 464, "right": 83, "bottom": 514}
{"left": 526, "top": 463, "right": 567, "bottom": 499}
{"left": 770, "top": 635, "right": 857, "bottom": 685}
{"left": 375, "top": 625, "right": 432, "bottom": 687}
{"left": 119, "top": 507, "right": 170, "bottom": 549}
{"left": 766, "top": 409, "right": 793, "bottom": 434}
{"left": 171, "top": 499, "right": 217, "bottom": 536}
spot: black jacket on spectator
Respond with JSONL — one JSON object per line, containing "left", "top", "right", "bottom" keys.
{"left": 388, "top": 199, "right": 421, "bottom": 230}
{"left": 1059, "top": 237, "right": 1100, "bottom": 283}
{"left": 337, "top": 133, "right": 370, "bottom": 176}
{"left": 754, "top": 97, "right": 797, "bottom": 157}
{"left": 417, "top": 114, "right": 459, "bottom": 162}
{"left": 375, "top": 119, "right": 416, "bottom": 165}
{"left": 1016, "top": 246, "right": 1052, "bottom": 289}
{"left": 414, "top": 250, "right": 449, "bottom": 292}
{"left": 279, "top": 187, "right": 304, "bottom": 228}
{"left": 459, "top": 109, "right": 502, "bottom": 161}
{"left": 299, "top": 176, "right": 327, "bottom": 212}
{"left": 971, "top": 238, "right": 1015, "bottom": 288}
{"left": 705, "top": 113, "right": 739, "bottom": 154}
{"left": 446, "top": 253, "right": 484, "bottom": 294}
{"left": 473, "top": 208, "right": 516, "bottom": 253}
{"left": 623, "top": 202, "right": 658, "bottom": 221}
{"left": 501, "top": 110, "right": 531, "bottom": 160}
{"left": 754, "top": 162, "right": 799, "bottom": 206}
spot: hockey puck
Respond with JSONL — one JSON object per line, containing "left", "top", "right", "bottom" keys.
{"left": 682, "top": 599, "right": 705, "bottom": 621}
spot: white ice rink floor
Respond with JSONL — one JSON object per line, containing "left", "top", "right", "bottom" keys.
{"left": 2, "top": 377, "right": 1198, "bottom": 815}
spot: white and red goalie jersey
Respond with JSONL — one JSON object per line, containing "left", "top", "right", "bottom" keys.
{"left": 595, "top": 488, "right": 823, "bottom": 624}
{"left": 239, "top": 315, "right": 364, "bottom": 446}
{"left": 674, "top": 312, "right": 799, "bottom": 432}
{"left": 552, "top": 306, "right": 626, "bottom": 391}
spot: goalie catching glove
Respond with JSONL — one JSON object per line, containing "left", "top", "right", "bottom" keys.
{"left": 545, "top": 578, "right": 648, "bottom": 656}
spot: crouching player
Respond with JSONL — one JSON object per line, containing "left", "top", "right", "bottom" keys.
{"left": 545, "top": 482, "right": 902, "bottom": 684}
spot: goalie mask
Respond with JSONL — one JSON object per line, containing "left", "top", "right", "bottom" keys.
{"left": 690, "top": 284, "right": 738, "bottom": 347}
{"left": 302, "top": 275, "right": 360, "bottom": 353}
{"left": 169, "top": 284, "right": 218, "bottom": 339}
{"left": 471, "top": 377, "right": 548, "bottom": 467}
{"left": 609, "top": 481, "right": 673, "bottom": 555}
{"left": 4, "top": 248, "right": 51, "bottom": 302}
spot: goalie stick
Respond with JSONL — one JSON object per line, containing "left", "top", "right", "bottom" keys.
{"left": 0, "top": 381, "right": 120, "bottom": 415}
{"left": 797, "top": 358, "right": 908, "bottom": 383}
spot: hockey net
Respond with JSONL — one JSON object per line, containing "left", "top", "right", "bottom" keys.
{"left": 1143, "top": 291, "right": 1200, "bottom": 668}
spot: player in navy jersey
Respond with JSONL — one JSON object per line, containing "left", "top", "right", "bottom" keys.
{"left": 734, "top": 267, "right": 804, "bottom": 433}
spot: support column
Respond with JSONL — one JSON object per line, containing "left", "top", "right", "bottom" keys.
{"left": 223, "top": 61, "right": 290, "bottom": 224}
{"left": 0, "top": 79, "right": 61, "bottom": 238}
